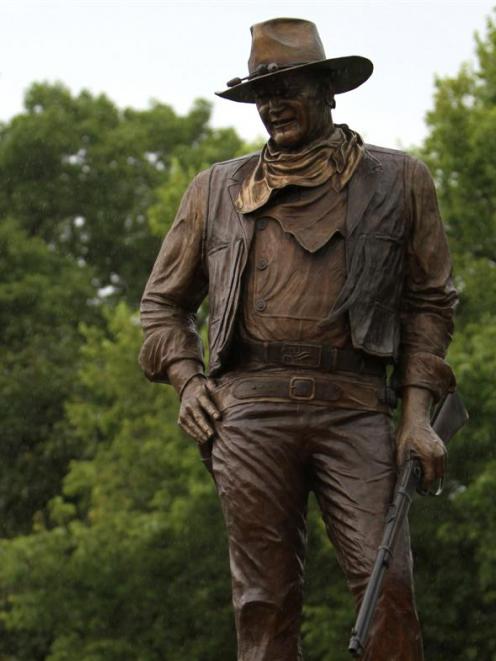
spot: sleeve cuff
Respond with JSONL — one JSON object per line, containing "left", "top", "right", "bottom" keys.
{"left": 138, "top": 329, "right": 204, "bottom": 385}
{"left": 397, "top": 351, "right": 456, "bottom": 402}
{"left": 167, "top": 359, "right": 205, "bottom": 397}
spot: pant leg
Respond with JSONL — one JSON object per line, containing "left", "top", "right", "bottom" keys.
{"left": 212, "top": 401, "right": 309, "bottom": 661}
{"left": 308, "top": 407, "right": 424, "bottom": 661}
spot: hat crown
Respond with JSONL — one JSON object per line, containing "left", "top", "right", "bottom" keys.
{"left": 216, "top": 17, "right": 373, "bottom": 103}
{"left": 248, "top": 18, "right": 326, "bottom": 74}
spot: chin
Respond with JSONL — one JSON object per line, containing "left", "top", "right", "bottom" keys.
{"left": 271, "top": 129, "right": 305, "bottom": 150}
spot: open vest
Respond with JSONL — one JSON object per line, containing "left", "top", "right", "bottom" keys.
{"left": 203, "top": 145, "right": 411, "bottom": 376}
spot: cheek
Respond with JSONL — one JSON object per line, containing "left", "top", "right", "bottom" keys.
{"left": 260, "top": 114, "right": 273, "bottom": 134}
{"left": 291, "top": 104, "right": 309, "bottom": 127}
{"left": 256, "top": 103, "right": 268, "bottom": 121}
{"left": 296, "top": 107, "right": 321, "bottom": 140}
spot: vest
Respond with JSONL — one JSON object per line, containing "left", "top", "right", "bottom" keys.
{"left": 203, "top": 145, "right": 410, "bottom": 376}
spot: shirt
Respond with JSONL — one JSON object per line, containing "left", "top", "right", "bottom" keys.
{"left": 139, "top": 145, "right": 457, "bottom": 401}
{"left": 240, "top": 181, "right": 350, "bottom": 347}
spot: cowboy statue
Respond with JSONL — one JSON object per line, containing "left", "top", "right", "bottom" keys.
{"left": 139, "top": 17, "right": 457, "bottom": 661}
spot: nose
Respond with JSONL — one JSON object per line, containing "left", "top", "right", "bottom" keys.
{"left": 267, "top": 96, "right": 284, "bottom": 114}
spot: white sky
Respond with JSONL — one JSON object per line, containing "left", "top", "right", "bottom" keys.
{"left": 0, "top": 0, "right": 494, "bottom": 149}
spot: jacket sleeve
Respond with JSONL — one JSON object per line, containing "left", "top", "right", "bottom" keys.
{"left": 139, "top": 170, "right": 209, "bottom": 386}
{"left": 398, "top": 158, "right": 458, "bottom": 401}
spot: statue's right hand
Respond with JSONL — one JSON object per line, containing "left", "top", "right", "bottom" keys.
{"left": 177, "top": 375, "right": 221, "bottom": 444}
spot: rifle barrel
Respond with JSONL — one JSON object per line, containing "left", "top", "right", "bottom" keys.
{"left": 346, "top": 391, "right": 468, "bottom": 657}
{"left": 348, "top": 460, "right": 420, "bottom": 656}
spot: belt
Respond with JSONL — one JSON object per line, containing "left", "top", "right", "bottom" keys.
{"left": 210, "top": 375, "right": 392, "bottom": 414}
{"left": 238, "top": 340, "right": 387, "bottom": 378}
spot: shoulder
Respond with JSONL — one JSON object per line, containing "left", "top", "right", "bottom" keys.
{"left": 364, "top": 143, "right": 416, "bottom": 166}
{"left": 185, "top": 152, "right": 260, "bottom": 201}
{"left": 181, "top": 151, "right": 260, "bottom": 219}
{"left": 364, "top": 144, "right": 433, "bottom": 183}
{"left": 194, "top": 152, "right": 260, "bottom": 185}
{"left": 182, "top": 153, "right": 260, "bottom": 198}
{"left": 201, "top": 152, "right": 260, "bottom": 179}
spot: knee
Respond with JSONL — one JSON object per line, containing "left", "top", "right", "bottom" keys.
{"left": 235, "top": 593, "right": 304, "bottom": 661}
{"left": 235, "top": 585, "right": 301, "bottom": 615}
{"left": 237, "top": 596, "right": 279, "bottom": 632}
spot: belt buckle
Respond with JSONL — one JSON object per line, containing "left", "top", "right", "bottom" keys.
{"left": 289, "top": 377, "right": 315, "bottom": 401}
{"left": 281, "top": 343, "right": 321, "bottom": 368}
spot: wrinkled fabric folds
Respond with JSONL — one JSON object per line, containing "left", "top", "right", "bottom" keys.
{"left": 139, "top": 146, "right": 458, "bottom": 399}
{"left": 210, "top": 381, "right": 424, "bottom": 661}
{"left": 236, "top": 124, "right": 363, "bottom": 214}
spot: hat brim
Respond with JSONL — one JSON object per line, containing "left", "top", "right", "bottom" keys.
{"left": 215, "top": 56, "right": 373, "bottom": 103}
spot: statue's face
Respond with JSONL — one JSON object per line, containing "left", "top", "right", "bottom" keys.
{"left": 254, "top": 71, "right": 332, "bottom": 149}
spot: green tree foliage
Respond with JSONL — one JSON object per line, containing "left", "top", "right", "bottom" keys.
{"left": 0, "top": 305, "right": 235, "bottom": 660}
{"left": 0, "top": 85, "right": 243, "bottom": 528}
{"left": 0, "top": 83, "right": 244, "bottom": 303}
{"left": 0, "top": 219, "right": 99, "bottom": 537}
{"left": 410, "top": 13, "right": 496, "bottom": 660}
{"left": 1, "top": 12, "right": 496, "bottom": 657}
{"left": 422, "top": 18, "right": 496, "bottom": 328}
{"left": 0, "top": 86, "right": 246, "bottom": 657}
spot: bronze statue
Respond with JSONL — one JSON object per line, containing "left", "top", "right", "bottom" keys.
{"left": 139, "top": 18, "right": 457, "bottom": 660}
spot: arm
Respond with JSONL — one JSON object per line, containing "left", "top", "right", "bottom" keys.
{"left": 396, "top": 158, "right": 458, "bottom": 488}
{"left": 139, "top": 170, "right": 220, "bottom": 443}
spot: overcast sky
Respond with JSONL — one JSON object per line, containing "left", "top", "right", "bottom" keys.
{"left": 0, "top": 1, "right": 494, "bottom": 149}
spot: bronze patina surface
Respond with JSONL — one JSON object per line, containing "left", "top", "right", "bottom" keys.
{"left": 139, "top": 17, "right": 457, "bottom": 660}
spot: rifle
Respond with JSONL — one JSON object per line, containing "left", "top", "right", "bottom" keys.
{"left": 348, "top": 390, "right": 469, "bottom": 657}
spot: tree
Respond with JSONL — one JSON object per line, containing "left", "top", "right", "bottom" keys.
{"left": 0, "top": 305, "right": 235, "bottom": 660}
{"left": 2, "top": 12, "right": 496, "bottom": 655}
{"left": 0, "top": 84, "right": 246, "bottom": 538}
{"left": 0, "top": 85, "right": 248, "bottom": 659}
{"left": 0, "top": 218, "right": 99, "bottom": 537}
{"left": 410, "top": 12, "right": 496, "bottom": 659}
{"left": 0, "top": 83, "right": 245, "bottom": 304}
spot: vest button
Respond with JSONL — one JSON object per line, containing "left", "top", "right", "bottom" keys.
{"left": 255, "top": 299, "right": 266, "bottom": 312}
{"left": 257, "top": 257, "right": 268, "bottom": 270}
{"left": 256, "top": 218, "right": 268, "bottom": 231}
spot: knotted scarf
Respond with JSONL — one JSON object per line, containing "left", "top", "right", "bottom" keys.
{"left": 236, "top": 124, "right": 364, "bottom": 215}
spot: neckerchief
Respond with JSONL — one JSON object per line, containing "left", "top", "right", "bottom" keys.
{"left": 236, "top": 124, "right": 364, "bottom": 214}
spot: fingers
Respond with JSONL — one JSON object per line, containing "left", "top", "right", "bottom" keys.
{"left": 178, "top": 414, "right": 209, "bottom": 445}
{"left": 198, "top": 394, "right": 221, "bottom": 422}
{"left": 419, "top": 456, "right": 435, "bottom": 491}
{"left": 178, "top": 387, "right": 221, "bottom": 445}
{"left": 396, "top": 425, "right": 448, "bottom": 492}
{"left": 178, "top": 407, "right": 213, "bottom": 444}
{"left": 192, "top": 406, "right": 215, "bottom": 440}
{"left": 431, "top": 442, "right": 448, "bottom": 494}
{"left": 418, "top": 441, "right": 447, "bottom": 491}
{"left": 397, "top": 443, "right": 435, "bottom": 490}
{"left": 435, "top": 443, "right": 448, "bottom": 480}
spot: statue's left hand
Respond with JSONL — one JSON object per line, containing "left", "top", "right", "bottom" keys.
{"left": 395, "top": 420, "right": 447, "bottom": 491}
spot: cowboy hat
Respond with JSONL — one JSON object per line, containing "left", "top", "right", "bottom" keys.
{"left": 216, "top": 17, "right": 373, "bottom": 103}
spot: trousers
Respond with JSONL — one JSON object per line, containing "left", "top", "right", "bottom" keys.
{"left": 209, "top": 371, "right": 424, "bottom": 661}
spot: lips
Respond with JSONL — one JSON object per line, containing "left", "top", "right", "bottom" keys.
{"left": 271, "top": 117, "right": 295, "bottom": 130}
